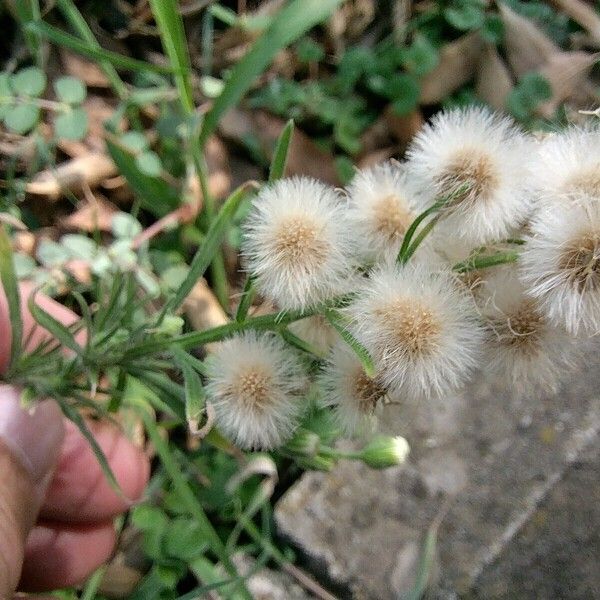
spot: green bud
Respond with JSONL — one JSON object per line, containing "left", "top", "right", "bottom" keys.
{"left": 156, "top": 314, "right": 185, "bottom": 337}
{"left": 360, "top": 435, "right": 410, "bottom": 469}
{"left": 297, "top": 453, "right": 336, "bottom": 472}
{"left": 285, "top": 428, "right": 321, "bottom": 457}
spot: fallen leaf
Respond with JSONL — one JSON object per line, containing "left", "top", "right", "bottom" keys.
{"left": 419, "top": 32, "right": 483, "bottom": 104}
{"left": 384, "top": 106, "right": 425, "bottom": 150}
{"left": 475, "top": 44, "right": 514, "bottom": 112}
{"left": 60, "top": 193, "right": 119, "bottom": 232}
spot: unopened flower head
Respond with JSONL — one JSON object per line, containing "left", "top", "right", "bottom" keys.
{"left": 405, "top": 106, "right": 531, "bottom": 245}
{"left": 520, "top": 197, "right": 600, "bottom": 336}
{"left": 319, "top": 342, "right": 391, "bottom": 436}
{"left": 346, "top": 161, "right": 418, "bottom": 261}
{"left": 205, "top": 331, "right": 307, "bottom": 450}
{"left": 347, "top": 262, "right": 483, "bottom": 398}
{"left": 480, "top": 269, "right": 578, "bottom": 394}
{"left": 242, "top": 177, "right": 356, "bottom": 310}
{"left": 360, "top": 435, "right": 410, "bottom": 469}
{"left": 529, "top": 126, "right": 600, "bottom": 207}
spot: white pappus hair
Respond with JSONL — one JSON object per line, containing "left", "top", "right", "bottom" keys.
{"left": 520, "top": 197, "right": 600, "bottom": 336}
{"left": 318, "top": 342, "right": 392, "bottom": 436}
{"left": 242, "top": 177, "right": 356, "bottom": 310}
{"left": 205, "top": 331, "right": 308, "bottom": 450}
{"left": 479, "top": 268, "right": 578, "bottom": 394}
{"left": 346, "top": 262, "right": 484, "bottom": 399}
{"left": 346, "top": 161, "right": 419, "bottom": 262}
{"left": 405, "top": 106, "right": 533, "bottom": 246}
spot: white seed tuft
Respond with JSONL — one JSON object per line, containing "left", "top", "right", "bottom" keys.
{"left": 205, "top": 332, "right": 308, "bottom": 450}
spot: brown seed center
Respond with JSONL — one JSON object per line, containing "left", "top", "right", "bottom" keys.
{"left": 558, "top": 233, "right": 600, "bottom": 292}
{"left": 353, "top": 369, "right": 386, "bottom": 413}
{"left": 371, "top": 194, "right": 413, "bottom": 241}
{"left": 273, "top": 217, "right": 329, "bottom": 267}
{"left": 234, "top": 368, "right": 273, "bottom": 412}
{"left": 564, "top": 167, "right": 600, "bottom": 196}
{"left": 493, "top": 299, "right": 543, "bottom": 349}
{"left": 436, "top": 149, "right": 499, "bottom": 207}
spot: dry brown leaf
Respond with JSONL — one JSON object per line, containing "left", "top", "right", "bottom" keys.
{"left": 499, "top": 3, "right": 559, "bottom": 77}
{"left": 328, "top": 0, "right": 376, "bottom": 52}
{"left": 384, "top": 106, "right": 425, "bottom": 150}
{"left": 475, "top": 44, "right": 514, "bottom": 112}
{"left": 219, "top": 109, "right": 340, "bottom": 185}
{"left": 60, "top": 50, "right": 111, "bottom": 88}
{"left": 537, "top": 51, "right": 597, "bottom": 118}
{"left": 393, "top": 0, "right": 413, "bottom": 44}
{"left": 26, "top": 153, "right": 118, "bottom": 201}
{"left": 60, "top": 193, "right": 119, "bottom": 232}
{"left": 549, "top": 0, "right": 600, "bottom": 47}
{"left": 419, "top": 32, "right": 483, "bottom": 104}
{"left": 205, "top": 136, "right": 232, "bottom": 200}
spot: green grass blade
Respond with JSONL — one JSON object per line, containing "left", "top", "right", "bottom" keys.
{"left": 55, "top": 0, "right": 127, "bottom": 99}
{"left": 235, "top": 274, "right": 256, "bottom": 323}
{"left": 26, "top": 21, "right": 179, "bottom": 75}
{"left": 172, "top": 347, "right": 206, "bottom": 431}
{"left": 269, "top": 119, "right": 294, "bottom": 182}
{"left": 325, "top": 308, "right": 375, "bottom": 378}
{"left": 12, "top": 0, "right": 43, "bottom": 67}
{"left": 148, "top": 0, "right": 194, "bottom": 113}
{"left": 0, "top": 225, "right": 22, "bottom": 371}
{"left": 199, "top": 0, "right": 344, "bottom": 145}
{"left": 166, "top": 183, "right": 252, "bottom": 314}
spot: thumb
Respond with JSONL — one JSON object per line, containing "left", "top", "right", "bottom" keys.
{"left": 0, "top": 385, "right": 64, "bottom": 598}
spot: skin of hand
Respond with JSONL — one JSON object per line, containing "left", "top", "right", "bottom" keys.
{"left": 0, "top": 285, "right": 150, "bottom": 598}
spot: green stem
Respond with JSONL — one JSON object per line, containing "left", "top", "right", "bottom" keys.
{"left": 453, "top": 250, "right": 519, "bottom": 273}
{"left": 397, "top": 203, "right": 441, "bottom": 264}
{"left": 401, "top": 214, "right": 439, "bottom": 264}
{"left": 235, "top": 276, "right": 256, "bottom": 322}
{"left": 139, "top": 408, "right": 252, "bottom": 599}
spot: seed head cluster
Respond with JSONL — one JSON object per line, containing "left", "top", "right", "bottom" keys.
{"left": 203, "top": 106, "right": 600, "bottom": 450}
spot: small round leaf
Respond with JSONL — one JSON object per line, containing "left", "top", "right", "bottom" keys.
{"left": 389, "top": 74, "right": 421, "bottom": 115}
{"left": 4, "top": 104, "right": 40, "bottom": 134}
{"left": 111, "top": 212, "right": 142, "bottom": 239}
{"left": 135, "top": 150, "right": 162, "bottom": 178}
{"left": 120, "top": 131, "right": 148, "bottom": 153}
{"left": 54, "top": 107, "right": 89, "bottom": 141}
{"left": 54, "top": 76, "right": 87, "bottom": 104}
{"left": 11, "top": 67, "right": 47, "bottom": 97}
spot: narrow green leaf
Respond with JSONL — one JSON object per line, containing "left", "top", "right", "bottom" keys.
{"left": 324, "top": 309, "right": 375, "bottom": 378}
{"left": 0, "top": 225, "right": 22, "bottom": 370}
{"left": 55, "top": 0, "right": 127, "bottom": 99}
{"left": 235, "top": 274, "right": 256, "bottom": 323}
{"left": 58, "top": 398, "right": 123, "bottom": 496}
{"left": 27, "top": 291, "right": 82, "bottom": 355}
{"left": 268, "top": 119, "right": 294, "bottom": 182}
{"left": 199, "top": 0, "right": 344, "bottom": 145}
{"left": 280, "top": 327, "right": 326, "bottom": 359}
{"left": 26, "top": 21, "right": 178, "bottom": 75}
{"left": 453, "top": 250, "right": 519, "bottom": 273}
{"left": 136, "top": 150, "right": 163, "bottom": 177}
{"left": 172, "top": 347, "right": 206, "bottom": 430}
{"left": 11, "top": 0, "right": 43, "bottom": 67}
{"left": 148, "top": 0, "right": 194, "bottom": 113}
{"left": 166, "top": 183, "right": 253, "bottom": 314}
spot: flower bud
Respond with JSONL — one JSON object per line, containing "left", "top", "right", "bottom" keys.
{"left": 360, "top": 435, "right": 410, "bottom": 469}
{"left": 285, "top": 428, "right": 321, "bottom": 457}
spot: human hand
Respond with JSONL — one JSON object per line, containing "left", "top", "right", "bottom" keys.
{"left": 0, "top": 287, "right": 150, "bottom": 598}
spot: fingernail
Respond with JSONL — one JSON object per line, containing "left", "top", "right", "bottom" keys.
{"left": 0, "top": 385, "right": 64, "bottom": 482}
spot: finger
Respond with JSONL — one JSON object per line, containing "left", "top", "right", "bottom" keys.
{"left": 19, "top": 521, "right": 116, "bottom": 592}
{"left": 0, "top": 283, "right": 81, "bottom": 374}
{"left": 40, "top": 419, "right": 149, "bottom": 523}
{"left": 0, "top": 388, "right": 64, "bottom": 599}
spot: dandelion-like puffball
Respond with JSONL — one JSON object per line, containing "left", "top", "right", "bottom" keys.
{"left": 346, "top": 161, "right": 418, "bottom": 262}
{"left": 347, "top": 262, "right": 483, "bottom": 398}
{"left": 405, "top": 106, "right": 531, "bottom": 245}
{"left": 319, "top": 342, "right": 391, "bottom": 436}
{"left": 529, "top": 126, "right": 600, "bottom": 207}
{"left": 205, "top": 332, "right": 307, "bottom": 449}
{"left": 480, "top": 269, "right": 577, "bottom": 394}
{"left": 520, "top": 198, "right": 600, "bottom": 336}
{"left": 242, "top": 177, "right": 356, "bottom": 310}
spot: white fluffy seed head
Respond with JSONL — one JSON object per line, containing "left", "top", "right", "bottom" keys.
{"left": 405, "top": 106, "right": 532, "bottom": 245}
{"left": 347, "top": 262, "right": 484, "bottom": 399}
{"left": 520, "top": 197, "right": 600, "bottom": 336}
{"left": 205, "top": 331, "right": 308, "bottom": 450}
{"left": 319, "top": 342, "right": 391, "bottom": 436}
{"left": 242, "top": 177, "right": 356, "bottom": 310}
{"left": 529, "top": 126, "right": 600, "bottom": 208}
{"left": 479, "top": 268, "right": 578, "bottom": 394}
{"left": 346, "top": 161, "right": 418, "bottom": 262}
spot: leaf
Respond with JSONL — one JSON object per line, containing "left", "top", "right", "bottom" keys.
{"left": 199, "top": 0, "right": 344, "bottom": 146}
{"left": 444, "top": 3, "right": 484, "bottom": 31}
{"left": 0, "top": 73, "right": 13, "bottom": 120}
{"left": 54, "top": 75, "right": 87, "bottom": 104}
{"left": 111, "top": 212, "right": 142, "bottom": 239}
{"left": 26, "top": 21, "right": 178, "bottom": 75}
{"left": 4, "top": 104, "right": 40, "bottom": 134}
{"left": 37, "top": 239, "right": 70, "bottom": 267}
{"left": 480, "top": 14, "right": 504, "bottom": 44}
{"left": 389, "top": 74, "right": 421, "bottom": 116}
{"left": 172, "top": 347, "right": 206, "bottom": 434}
{"left": 268, "top": 119, "right": 294, "bottom": 182}
{"left": 401, "top": 35, "right": 439, "bottom": 76}
{"left": 11, "top": 66, "right": 46, "bottom": 97}
{"left": 135, "top": 150, "right": 163, "bottom": 178}
{"left": 54, "top": 107, "right": 88, "bottom": 140}
{"left": 148, "top": 0, "right": 194, "bottom": 113}
{"left": 165, "top": 183, "right": 253, "bottom": 313}
{"left": 119, "top": 131, "right": 148, "bottom": 152}
{"left": 0, "top": 225, "right": 22, "bottom": 369}
{"left": 61, "top": 233, "right": 97, "bottom": 260}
